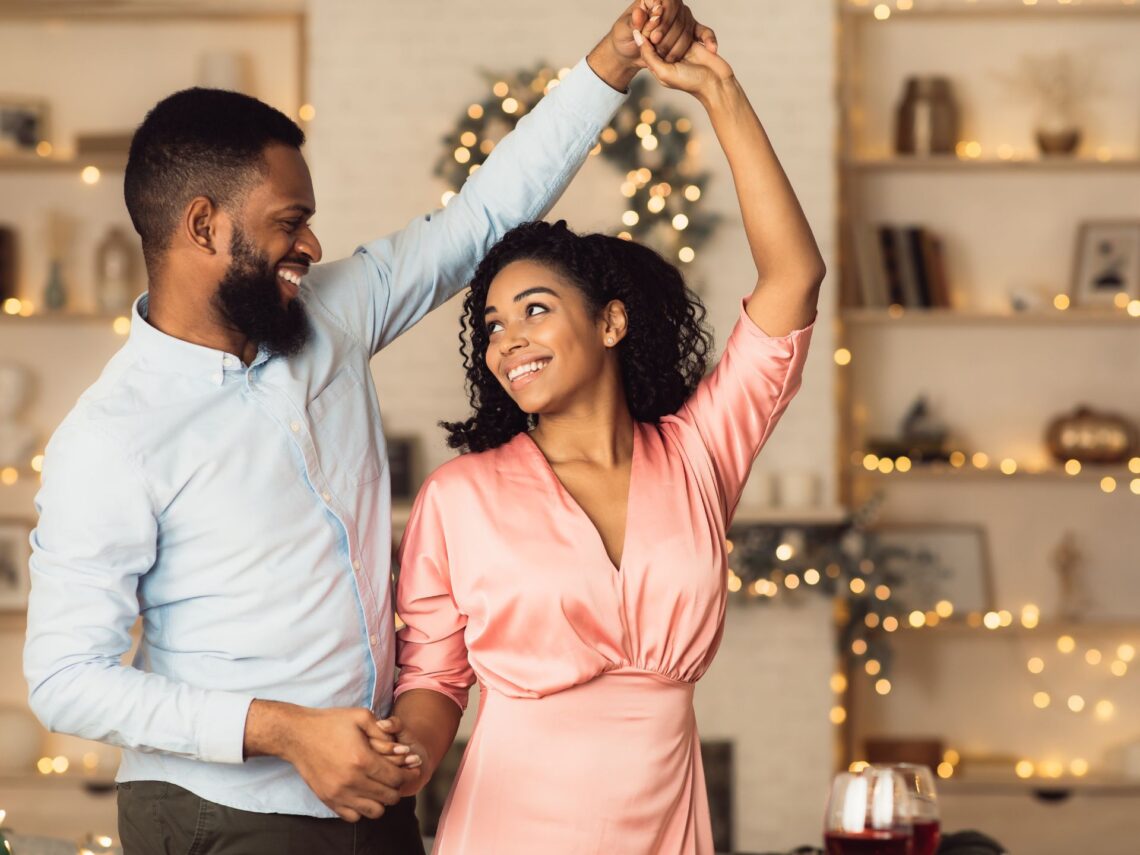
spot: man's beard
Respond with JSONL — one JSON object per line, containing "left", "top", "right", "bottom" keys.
{"left": 213, "top": 228, "right": 310, "bottom": 358}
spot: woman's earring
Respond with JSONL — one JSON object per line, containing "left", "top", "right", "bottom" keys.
{"left": 605, "top": 337, "right": 615, "bottom": 346}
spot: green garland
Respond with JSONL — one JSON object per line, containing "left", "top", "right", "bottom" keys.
{"left": 435, "top": 64, "right": 719, "bottom": 265}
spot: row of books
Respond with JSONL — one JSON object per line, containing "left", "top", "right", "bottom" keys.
{"left": 850, "top": 224, "right": 952, "bottom": 309}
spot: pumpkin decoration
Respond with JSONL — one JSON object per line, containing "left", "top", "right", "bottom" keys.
{"left": 1046, "top": 406, "right": 1138, "bottom": 464}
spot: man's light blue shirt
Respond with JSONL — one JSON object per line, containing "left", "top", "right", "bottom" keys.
{"left": 23, "top": 59, "right": 625, "bottom": 817}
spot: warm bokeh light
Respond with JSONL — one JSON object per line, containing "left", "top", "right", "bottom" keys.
{"left": 883, "top": 616, "right": 899, "bottom": 632}
{"left": 909, "top": 610, "right": 926, "bottom": 628}
{"left": 1068, "top": 695, "right": 1085, "bottom": 713}
{"left": 1117, "top": 644, "right": 1135, "bottom": 663}
{"left": 865, "top": 659, "right": 881, "bottom": 676}
{"left": 1053, "top": 293, "right": 1070, "bottom": 311}
{"left": 972, "top": 452, "right": 989, "bottom": 469}
{"left": 983, "top": 611, "right": 1001, "bottom": 630}
{"left": 298, "top": 103, "right": 316, "bottom": 122}
{"left": 830, "top": 673, "right": 848, "bottom": 694}
{"left": 830, "top": 706, "right": 848, "bottom": 725}
{"left": 1015, "top": 760, "right": 1035, "bottom": 779}
{"left": 834, "top": 348, "right": 852, "bottom": 366}
{"left": 1000, "top": 458, "right": 1017, "bottom": 475}
{"left": 1111, "top": 660, "right": 1128, "bottom": 677}
{"left": 852, "top": 639, "right": 868, "bottom": 656}
{"left": 944, "top": 749, "right": 960, "bottom": 766}
{"left": 1101, "top": 476, "right": 1117, "bottom": 494}
{"left": 1057, "top": 635, "right": 1076, "bottom": 654}
{"left": 875, "top": 678, "right": 891, "bottom": 695}
{"left": 935, "top": 600, "right": 954, "bottom": 618}
{"left": 1086, "top": 648, "right": 1102, "bottom": 666}
{"left": 1071, "top": 759, "right": 1090, "bottom": 777}
{"left": 936, "top": 761, "right": 953, "bottom": 779}
{"left": 1064, "top": 459, "right": 1082, "bottom": 476}
{"left": 1021, "top": 604, "right": 1039, "bottom": 628}
{"left": 1027, "top": 657, "right": 1044, "bottom": 674}
{"left": 850, "top": 578, "right": 866, "bottom": 595}
{"left": 81, "top": 165, "right": 101, "bottom": 185}
{"left": 1096, "top": 700, "right": 1115, "bottom": 721}
{"left": 1033, "top": 692, "right": 1050, "bottom": 709}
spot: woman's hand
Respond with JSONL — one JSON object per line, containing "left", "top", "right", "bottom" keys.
{"left": 371, "top": 715, "right": 430, "bottom": 797}
{"left": 634, "top": 34, "right": 732, "bottom": 103}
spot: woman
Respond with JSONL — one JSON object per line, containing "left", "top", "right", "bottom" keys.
{"left": 388, "top": 31, "right": 824, "bottom": 854}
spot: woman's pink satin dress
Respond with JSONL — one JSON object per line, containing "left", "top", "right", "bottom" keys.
{"left": 395, "top": 303, "right": 812, "bottom": 854}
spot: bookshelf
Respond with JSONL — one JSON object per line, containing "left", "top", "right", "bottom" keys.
{"left": 835, "top": 0, "right": 1140, "bottom": 818}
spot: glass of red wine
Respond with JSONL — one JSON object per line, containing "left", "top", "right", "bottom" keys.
{"left": 824, "top": 767, "right": 914, "bottom": 855}
{"left": 875, "top": 763, "right": 940, "bottom": 855}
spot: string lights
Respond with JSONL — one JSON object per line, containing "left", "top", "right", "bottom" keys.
{"left": 435, "top": 64, "right": 718, "bottom": 265}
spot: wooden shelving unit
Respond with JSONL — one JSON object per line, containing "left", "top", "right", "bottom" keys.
{"left": 842, "top": 307, "right": 1140, "bottom": 326}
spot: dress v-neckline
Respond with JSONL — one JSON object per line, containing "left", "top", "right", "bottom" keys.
{"left": 519, "top": 426, "right": 638, "bottom": 574}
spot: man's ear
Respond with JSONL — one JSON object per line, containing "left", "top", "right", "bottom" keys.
{"left": 183, "top": 196, "right": 220, "bottom": 255}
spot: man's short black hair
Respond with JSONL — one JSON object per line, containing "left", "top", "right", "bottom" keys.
{"left": 124, "top": 87, "right": 305, "bottom": 274}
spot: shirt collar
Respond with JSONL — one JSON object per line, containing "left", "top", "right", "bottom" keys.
{"left": 129, "top": 293, "right": 261, "bottom": 386}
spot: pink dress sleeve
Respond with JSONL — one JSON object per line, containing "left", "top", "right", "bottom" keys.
{"left": 394, "top": 478, "right": 475, "bottom": 711}
{"left": 668, "top": 298, "right": 814, "bottom": 519}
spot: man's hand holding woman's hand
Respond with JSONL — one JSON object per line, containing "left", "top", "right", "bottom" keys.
{"left": 244, "top": 700, "right": 421, "bottom": 822}
{"left": 591, "top": 0, "right": 717, "bottom": 92}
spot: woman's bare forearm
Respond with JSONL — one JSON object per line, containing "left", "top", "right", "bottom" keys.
{"left": 700, "top": 78, "right": 824, "bottom": 335}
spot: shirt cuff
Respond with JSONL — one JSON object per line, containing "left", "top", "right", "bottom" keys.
{"left": 197, "top": 691, "right": 255, "bottom": 765}
{"left": 551, "top": 57, "right": 629, "bottom": 130}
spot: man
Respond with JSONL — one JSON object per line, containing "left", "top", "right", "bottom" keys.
{"left": 24, "top": 3, "right": 713, "bottom": 853}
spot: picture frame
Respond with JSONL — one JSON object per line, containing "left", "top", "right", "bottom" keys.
{"left": 0, "top": 518, "right": 32, "bottom": 612}
{"left": 871, "top": 523, "right": 994, "bottom": 616}
{"left": 1071, "top": 221, "right": 1140, "bottom": 307}
{"left": 0, "top": 97, "right": 49, "bottom": 155}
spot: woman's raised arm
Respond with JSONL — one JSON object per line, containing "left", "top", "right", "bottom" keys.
{"left": 636, "top": 34, "right": 825, "bottom": 336}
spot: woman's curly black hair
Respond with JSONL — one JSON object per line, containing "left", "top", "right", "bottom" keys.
{"left": 442, "top": 220, "right": 713, "bottom": 453}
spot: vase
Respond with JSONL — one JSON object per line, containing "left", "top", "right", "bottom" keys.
{"left": 43, "top": 258, "right": 67, "bottom": 311}
{"left": 1035, "top": 107, "right": 1081, "bottom": 156}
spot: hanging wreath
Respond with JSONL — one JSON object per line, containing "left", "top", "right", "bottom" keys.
{"left": 435, "top": 63, "right": 719, "bottom": 266}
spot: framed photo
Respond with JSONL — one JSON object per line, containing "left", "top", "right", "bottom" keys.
{"left": 1071, "top": 221, "right": 1140, "bottom": 307}
{"left": 0, "top": 518, "right": 32, "bottom": 611}
{"left": 0, "top": 97, "right": 49, "bottom": 154}
{"left": 871, "top": 523, "right": 994, "bottom": 616}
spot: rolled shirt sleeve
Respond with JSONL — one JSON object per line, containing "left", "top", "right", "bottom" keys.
{"left": 395, "top": 478, "right": 474, "bottom": 712}
{"left": 24, "top": 422, "right": 254, "bottom": 765}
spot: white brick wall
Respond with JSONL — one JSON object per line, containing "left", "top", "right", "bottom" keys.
{"left": 308, "top": 1, "right": 839, "bottom": 850}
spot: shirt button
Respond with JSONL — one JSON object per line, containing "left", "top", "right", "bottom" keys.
{"left": 352, "top": 560, "right": 362, "bottom": 571}
{"left": 211, "top": 373, "right": 223, "bottom": 384}
{"left": 223, "top": 356, "right": 236, "bottom": 368}
{"left": 321, "top": 490, "right": 331, "bottom": 502}
{"left": 290, "top": 422, "right": 301, "bottom": 433}
{"left": 369, "top": 635, "right": 379, "bottom": 646}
